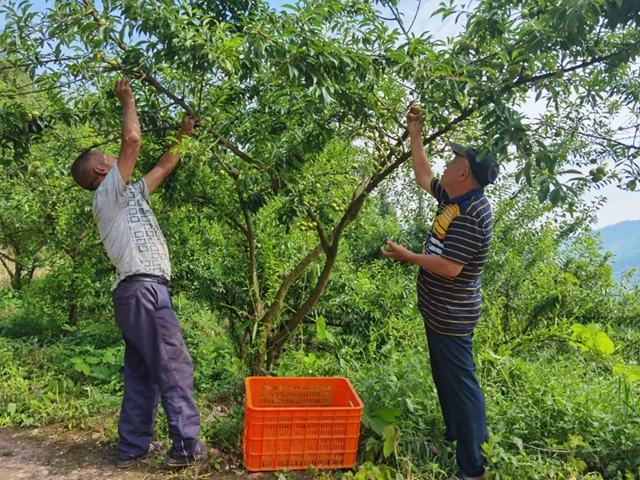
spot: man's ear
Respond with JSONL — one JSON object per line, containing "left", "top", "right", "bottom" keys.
{"left": 460, "top": 166, "right": 471, "bottom": 180}
{"left": 94, "top": 164, "right": 109, "bottom": 175}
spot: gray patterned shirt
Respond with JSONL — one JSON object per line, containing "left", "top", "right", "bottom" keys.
{"left": 93, "top": 166, "right": 171, "bottom": 289}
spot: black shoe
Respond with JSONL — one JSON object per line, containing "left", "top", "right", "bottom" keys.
{"left": 166, "top": 445, "right": 209, "bottom": 468}
{"left": 116, "top": 442, "right": 160, "bottom": 469}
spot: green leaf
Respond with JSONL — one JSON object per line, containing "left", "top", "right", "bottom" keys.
{"left": 613, "top": 363, "right": 640, "bottom": 382}
{"left": 549, "top": 187, "right": 567, "bottom": 206}
{"left": 375, "top": 406, "right": 401, "bottom": 423}
{"left": 382, "top": 424, "right": 397, "bottom": 458}
{"left": 74, "top": 362, "right": 91, "bottom": 376}
{"left": 370, "top": 417, "right": 389, "bottom": 436}
{"left": 405, "top": 398, "right": 415, "bottom": 412}
{"left": 537, "top": 182, "right": 550, "bottom": 202}
{"left": 361, "top": 407, "right": 371, "bottom": 427}
{"left": 594, "top": 331, "right": 614, "bottom": 356}
{"left": 316, "top": 315, "right": 327, "bottom": 340}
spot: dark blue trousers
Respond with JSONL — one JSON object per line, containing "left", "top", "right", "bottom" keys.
{"left": 424, "top": 322, "right": 487, "bottom": 478}
{"left": 113, "top": 281, "right": 202, "bottom": 460}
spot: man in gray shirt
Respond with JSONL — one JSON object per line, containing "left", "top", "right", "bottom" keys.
{"left": 71, "top": 78, "right": 207, "bottom": 469}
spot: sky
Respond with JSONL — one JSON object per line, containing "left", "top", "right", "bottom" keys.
{"left": 16, "top": 0, "right": 640, "bottom": 229}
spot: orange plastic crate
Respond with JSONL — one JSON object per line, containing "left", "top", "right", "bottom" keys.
{"left": 243, "top": 377, "right": 364, "bottom": 471}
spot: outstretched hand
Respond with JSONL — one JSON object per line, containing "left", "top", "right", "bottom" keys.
{"left": 179, "top": 115, "right": 198, "bottom": 136}
{"left": 406, "top": 109, "right": 423, "bottom": 137}
{"left": 115, "top": 78, "right": 134, "bottom": 106}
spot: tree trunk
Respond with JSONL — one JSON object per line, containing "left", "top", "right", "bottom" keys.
{"left": 11, "top": 263, "right": 22, "bottom": 290}
{"left": 67, "top": 303, "right": 80, "bottom": 329}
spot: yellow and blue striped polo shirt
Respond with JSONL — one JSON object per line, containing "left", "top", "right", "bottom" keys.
{"left": 417, "top": 178, "right": 493, "bottom": 336}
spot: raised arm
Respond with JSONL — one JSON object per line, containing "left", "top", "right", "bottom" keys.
{"left": 115, "top": 78, "right": 141, "bottom": 184}
{"left": 144, "top": 115, "right": 197, "bottom": 195}
{"left": 407, "top": 107, "right": 436, "bottom": 198}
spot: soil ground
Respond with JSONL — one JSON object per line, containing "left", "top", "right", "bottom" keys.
{"left": 0, "top": 426, "right": 301, "bottom": 480}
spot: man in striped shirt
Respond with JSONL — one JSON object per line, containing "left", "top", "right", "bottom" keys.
{"left": 381, "top": 108, "right": 499, "bottom": 480}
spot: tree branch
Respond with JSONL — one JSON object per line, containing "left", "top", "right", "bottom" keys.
{"left": 384, "top": 1, "right": 409, "bottom": 40}
{"left": 407, "top": 0, "right": 422, "bottom": 32}
{"left": 213, "top": 150, "right": 240, "bottom": 179}
{"left": 267, "top": 244, "right": 338, "bottom": 365}
{"left": 259, "top": 242, "right": 325, "bottom": 336}
{"left": 306, "top": 208, "right": 331, "bottom": 254}
{"left": 82, "top": 125, "right": 178, "bottom": 152}
{"left": 0, "top": 253, "right": 14, "bottom": 280}
{"left": 537, "top": 121, "right": 640, "bottom": 151}
{"left": 81, "top": 2, "right": 263, "bottom": 170}
{"left": 236, "top": 183, "right": 264, "bottom": 319}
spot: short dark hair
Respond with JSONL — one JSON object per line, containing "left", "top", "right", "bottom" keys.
{"left": 71, "top": 150, "right": 100, "bottom": 190}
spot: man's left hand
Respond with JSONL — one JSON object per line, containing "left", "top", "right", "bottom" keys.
{"left": 380, "top": 240, "right": 412, "bottom": 261}
{"left": 179, "top": 115, "right": 198, "bottom": 136}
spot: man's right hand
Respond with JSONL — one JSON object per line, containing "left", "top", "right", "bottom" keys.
{"left": 115, "top": 78, "right": 135, "bottom": 107}
{"left": 116, "top": 77, "right": 141, "bottom": 184}
{"left": 406, "top": 106, "right": 436, "bottom": 198}
{"left": 407, "top": 109, "right": 423, "bottom": 137}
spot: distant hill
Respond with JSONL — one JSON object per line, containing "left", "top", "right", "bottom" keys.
{"left": 595, "top": 220, "right": 640, "bottom": 281}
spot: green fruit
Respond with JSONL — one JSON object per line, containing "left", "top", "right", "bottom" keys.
{"left": 30, "top": 111, "right": 40, "bottom": 117}
{"left": 410, "top": 103, "right": 422, "bottom": 114}
{"left": 596, "top": 166, "right": 606, "bottom": 175}
{"left": 98, "top": 18, "right": 106, "bottom": 26}
{"left": 592, "top": 174, "right": 604, "bottom": 182}
{"left": 25, "top": 113, "right": 33, "bottom": 121}
{"left": 522, "top": 71, "right": 533, "bottom": 80}
{"left": 554, "top": 70, "right": 565, "bottom": 79}
{"left": 627, "top": 180, "right": 637, "bottom": 191}
{"left": 589, "top": 168, "right": 597, "bottom": 176}
{"left": 490, "top": 59, "right": 502, "bottom": 70}
{"left": 588, "top": 46, "right": 599, "bottom": 57}
{"left": 522, "top": 9, "right": 530, "bottom": 18}
{"left": 351, "top": 163, "right": 359, "bottom": 169}
{"left": 31, "top": 161, "right": 42, "bottom": 168}
{"left": 468, "top": 41, "right": 477, "bottom": 50}
{"left": 384, "top": 244, "right": 393, "bottom": 252}
{"left": 589, "top": 158, "right": 598, "bottom": 164}
{"left": 507, "top": 65, "right": 521, "bottom": 78}
{"left": 355, "top": 129, "right": 364, "bottom": 136}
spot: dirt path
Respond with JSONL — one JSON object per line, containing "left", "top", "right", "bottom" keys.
{"left": 0, "top": 427, "right": 277, "bottom": 480}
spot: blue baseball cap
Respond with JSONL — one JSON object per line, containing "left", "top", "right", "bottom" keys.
{"left": 449, "top": 140, "right": 500, "bottom": 187}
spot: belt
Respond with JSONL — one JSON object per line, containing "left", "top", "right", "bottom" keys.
{"left": 120, "top": 274, "right": 170, "bottom": 287}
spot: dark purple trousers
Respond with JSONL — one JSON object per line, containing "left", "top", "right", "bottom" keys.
{"left": 113, "top": 280, "right": 202, "bottom": 460}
